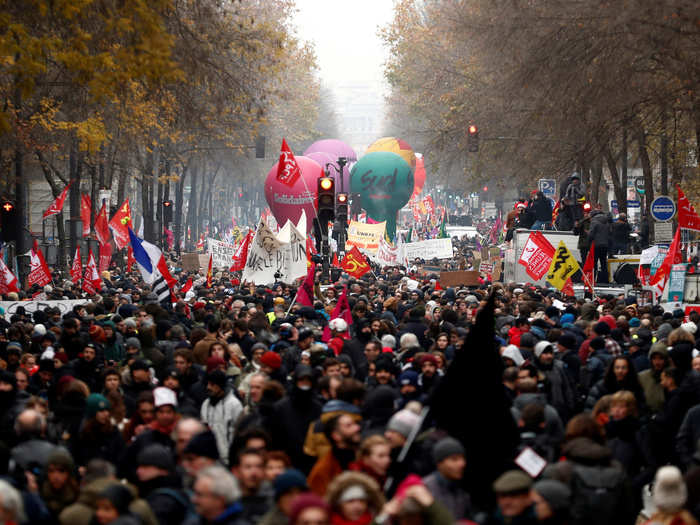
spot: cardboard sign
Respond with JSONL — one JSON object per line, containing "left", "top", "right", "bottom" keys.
{"left": 402, "top": 238, "right": 453, "bottom": 261}
{"left": 182, "top": 253, "right": 202, "bottom": 272}
{"left": 206, "top": 238, "right": 237, "bottom": 269}
{"left": 479, "top": 262, "right": 493, "bottom": 274}
{"left": 440, "top": 271, "right": 480, "bottom": 287}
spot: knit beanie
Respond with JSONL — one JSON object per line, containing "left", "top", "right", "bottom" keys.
{"left": 137, "top": 444, "right": 175, "bottom": 472}
{"left": 532, "top": 479, "right": 571, "bottom": 515}
{"left": 260, "top": 351, "right": 282, "bottom": 370}
{"left": 47, "top": 447, "right": 75, "bottom": 471}
{"left": 206, "top": 370, "right": 227, "bottom": 391}
{"left": 125, "top": 336, "right": 141, "bottom": 349}
{"left": 534, "top": 341, "right": 554, "bottom": 359}
{"left": 652, "top": 465, "right": 687, "bottom": 513}
{"left": 386, "top": 409, "right": 421, "bottom": 439}
{"left": 273, "top": 469, "right": 308, "bottom": 501}
{"left": 432, "top": 437, "right": 465, "bottom": 464}
{"left": 289, "top": 493, "right": 330, "bottom": 525}
{"left": 206, "top": 355, "right": 226, "bottom": 373}
{"left": 85, "top": 393, "right": 111, "bottom": 419}
{"left": 98, "top": 484, "right": 133, "bottom": 515}
{"left": 183, "top": 431, "right": 220, "bottom": 460}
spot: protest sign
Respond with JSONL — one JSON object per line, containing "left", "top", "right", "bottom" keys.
{"left": 440, "top": 271, "right": 480, "bottom": 287}
{"left": 347, "top": 220, "right": 386, "bottom": 254}
{"left": 242, "top": 220, "right": 284, "bottom": 285}
{"left": 181, "top": 254, "right": 201, "bottom": 272}
{"left": 373, "top": 237, "right": 401, "bottom": 267}
{"left": 401, "top": 238, "right": 453, "bottom": 261}
{"left": 479, "top": 262, "right": 494, "bottom": 274}
{"left": 0, "top": 299, "right": 88, "bottom": 322}
{"left": 207, "top": 238, "right": 237, "bottom": 268}
{"left": 668, "top": 264, "right": 687, "bottom": 302}
{"left": 277, "top": 220, "right": 307, "bottom": 283}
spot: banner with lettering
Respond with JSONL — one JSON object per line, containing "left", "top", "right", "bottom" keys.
{"left": 207, "top": 238, "right": 237, "bottom": 269}
{"left": 401, "top": 238, "right": 453, "bottom": 261}
{"left": 347, "top": 220, "right": 386, "bottom": 254}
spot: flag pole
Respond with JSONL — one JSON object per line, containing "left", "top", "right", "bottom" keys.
{"left": 285, "top": 291, "right": 298, "bottom": 316}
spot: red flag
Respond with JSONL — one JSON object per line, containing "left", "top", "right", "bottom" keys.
{"left": 70, "top": 246, "right": 82, "bottom": 285}
{"left": 296, "top": 262, "right": 316, "bottom": 306}
{"left": 341, "top": 245, "right": 371, "bottom": 279}
{"left": 94, "top": 203, "right": 110, "bottom": 246}
{"left": 230, "top": 230, "right": 253, "bottom": 272}
{"left": 164, "top": 227, "right": 174, "bottom": 251}
{"left": 81, "top": 194, "right": 92, "bottom": 237}
{"left": 331, "top": 252, "right": 339, "bottom": 267}
{"left": 276, "top": 138, "right": 302, "bottom": 186}
{"left": 43, "top": 182, "right": 72, "bottom": 219}
{"left": 98, "top": 242, "right": 112, "bottom": 273}
{"left": 582, "top": 241, "right": 596, "bottom": 294}
{"left": 678, "top": 185, "right": 700, "bottom": 231}
{"left": 517, "top": 231, "right": 555, "bottom": 281}
{"left": 650, "top": 227, "right": 682, "bottom": 296}
{"left": 562, "top": 279, "right": 575, "bottom": 297}
{"left": 322, "top": 285, "right": 353, "bottom": 342}
{"left": 82, "top": 249, "right": 101, "bottom": 295}
{"left": 206, "top": 254, "right": 213, "bottom": 288}
{"left": 28, "top": 240, "right": 52, "bottom": 288}
{"left": 127, "top": 245, "right": 135, "bottom": 273}
{"left": 181, "top": 277, "right": 193, "bottom": 294}
{"left": 108, "top": 199, "right": 132, "bottom": 249}
{"left": 0, "top": 256, "right": 19, "bottom": 295}
{"left": 435, "top": 281, "right": 443, "bottom": 291}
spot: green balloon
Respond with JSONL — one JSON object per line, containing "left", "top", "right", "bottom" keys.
{"left": 350, "top": 152, "right": 414, "bottom": 239}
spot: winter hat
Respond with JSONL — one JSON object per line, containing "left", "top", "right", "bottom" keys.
{"left": 669, "top": 341, "right": 695, "bottom": 372}
{"left": 260, "top": 351, "right": 282, "bottom": 370}
{"left": 649, "top": 341, "right": 669, "bottom": 359}
{"left": 629, "top": 317, "right": 641, "bottom": 328}
{"left": 398, "top": 370, "right": 419, "bottom": 388}
{"left": 274, "top": 469, "right": 308, "bottom": 500}
{"left": 206, "top": 356, "right": 226, "bottom": 373}
{"left": 41, "top": 347, "right": 55, "bottom": 361}
{"left": 6, "top": 342, "right": 22, "bottom": 353}
{"left": 38, "top": 358, "right": 55, "bottom": 373}
{"left": 125, "top": 337, "right": 141, "bottom": 350}
{"left": 432, "top": 437, "right": 465, "bottom": 464}
{"left": 534, "top": 341, "right": 554, "bottom": 359}
{"left": 386, "top": 409, "right": 421, "bottom": 439}
{"left": 329, "top": 318, "right": 348, "bottom": 333}
{"left": 54, "top": 351, "right": 69, "bottom": 364}
{"left": 289, "top": 493, "right": 330, "bottom": 525}
{"left": 130, "top": 359, "right": 149, "bottom": 372}
{"left": 532, "top": 479, "right": 571, "bottom": 515}
{"left": 137, "top": 444, "right": 175, "bottom": 472}
{"left": 558, "top": 333, "right": 576, "bottom": 350}
{"left": 294, "top": 364, "right": 314, "bottom": 380}
{"left": 420, "top": 354, "right": 439, "bottom": 367}
{"left": 47, "top": 447, "right": 75, "bottom": 471}
{"left": 206, "top": 370, "right": 227, "bottom": 390}
{"left": 183, "top": 430, "right": 220, "bottom": 460}
{"left": 339, "top": 485, "right": 368, "bottom": 503}
{"left": 493, "top": 470, "right": 532, "bottom": 494}
{"left": 652, "top": 466, "right": 687, "bottom": 513}
{"left": 682, "top": 322, "right": 698, "bottom": 335}
{"left": 33, "top": 324, "right": 47, "bottom": 337}
{"left": 593, "top": 321, "right": 611, "bottom": 336}
{"left": 560, "top": 313, "right": 575, "bottom": 325}
{"left": 98, "top": 484, "right": 133, "bottom": 515}
{"left": 657, "top": 323, "right": 673, "bottom": 342}
{"left": 153, "top": 386, "right": 178, "bottom": 408}
{"left": 85, "top": 393, "right": 111, "bottom": 418}
{"left": 502, "top": 345, "right": 524, "bottom": 366}
{"left": 590, "top": 336, "right": 606, "bottom": 351}
{"left": 519, "top": 332, "right": 536, "bottom": 349}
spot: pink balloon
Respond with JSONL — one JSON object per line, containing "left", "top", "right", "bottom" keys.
{"left": 303, "top": 139, "right": 356, "bottom": 192}
{"left": 264, "top": 156, "right": 322, "bottom": 233}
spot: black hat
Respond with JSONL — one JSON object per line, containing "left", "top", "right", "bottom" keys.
{"left": 590, "top": 336, "right": 606, "bottom": 351}
{"left": 294, "top": 364, "right": 313, "bottom": 380}
{"left": 206, "top": 370, "right": 227, "bottom": 390}
{"left": 38, "top": 358, "right": 55, "bottom": 373}
{"left": 593, "top": 321, "right": 611, "bottom": 336}
{"left": 273, "top": 469, "right": 308, "bottom": 500}
{"left": 137, "top": 444, "right": 175, "bottom": 471}
{"left": 183, "top": 430, "right": 220, "bottom": 460}
{"left": 558, "top": 333, "right": 576, "bottom": 350}
{"left": 98, "top": 484, "right": 133, "bottom": 515}
{"left": 130, "top": 359, "right": 149, "bottom": 372}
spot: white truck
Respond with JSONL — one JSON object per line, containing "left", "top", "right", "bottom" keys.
{"left": 503, "top": 229, "right": 581, "bottom": 286}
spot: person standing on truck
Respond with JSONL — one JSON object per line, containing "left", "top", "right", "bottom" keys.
{"left": 530, "top": 191, "right": 553, "bottom": 230}
{"left": 557, "top": 172, "right": 586, "bottom": 230}
{"left": 610, "top": 213, "right": 632, "bottom": 255}
{"left": 574, "top": 208, "right": 593, "bottom": 264}
{"left": 587, "top": 208, "right": 611, "bottom": 283}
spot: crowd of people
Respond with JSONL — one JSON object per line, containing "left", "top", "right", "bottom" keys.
{"left": 0, "top": 252, "right": 699, "bottom": 525}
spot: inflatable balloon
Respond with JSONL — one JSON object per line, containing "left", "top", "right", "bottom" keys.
{"left": 412, "top": 155, "right": 426, "bottom": 197}
{"left": 350, "top": 152, "right": 414, "bottom": 239}
{"left": 264, "top": 156, "right": 322, "bottom": 234}
{"left": 305, "top": 151, "right": 336, "bottom": 181}
{"left": 303, "top": 139, "right": 357, "bottom": 192}
{"left": 366, "top": 137, "right": 416, "bottom": 171}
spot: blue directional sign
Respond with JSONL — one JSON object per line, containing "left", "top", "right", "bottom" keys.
{"left": 538, "top": 179, "right": 556, "bottom": 197}
{"left": 650, "top": 196, "right": 676, "bottom": 222}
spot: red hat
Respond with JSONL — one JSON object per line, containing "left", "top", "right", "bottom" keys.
{"left": 289, "top": 493, "right": 329, "bottom": 525}
{"left": 420, "top": 354, "right": 439, "bottom": 367}
{"left": 89, "top": 325, "right": 106, "bottom": 344}
{"left": 54, "top": 352, "right": 69, "bottom": 364}
{"left": 260, "top": 351, "right": 282, "bottom": 370}
{"left": 206, "top": 356, "right": 225, "bottom": 373}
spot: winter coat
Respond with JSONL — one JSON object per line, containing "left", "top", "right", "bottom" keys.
{"left": 511, "top": 393, "right": 565, "bottom": 446}
{"left": 588, "top": 211, "right": 611, "bottom": 248}
{"left": 422, "top": 471, "right": 472, "bottom": 520}
{"left": 308, "top": 448, "right": 352, "bottom": 496}
{"left": 605, "top": 416, "right": 656, "bottom": 491}
{"left": 240, "top": 482, "right": 274, "bottom": 523}
{"left": 638, "top": 369, "right": 665, "bottom": 414}
{"left": 72, "top": 423, "right": 126, "bottom": 467}
{"left": 531, "top": 198, "right": 552, "bottom": 222}
{"left": 118, "top": 426, "right": 177, "bottom": 482}
{"left": 138, "top": 473, "right": 190, "bottom": 525}
{"left": 258, "top": 506, "right": 288, "bottom": 525}
{"left": 10, "top": 439, "right": 56, "bottom": 472}
{"left": 574, "top": 215, "right": 592, "bottom": 250}
{"left": 536, "top": 360, "right": 576, "bottom": 421}
{"left": 676, "top": 405, "right": 700, "bottom": 469}
{"left": 611, "top": 220, "right": 632, "bottom": 246}
{"left": 303, "top": 400, "right": 362, "bottom": 459}
{"left": 200, "top": 391, "right": 243, "bottom": 464}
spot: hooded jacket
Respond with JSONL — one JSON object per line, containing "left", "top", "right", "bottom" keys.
{"left": 511, "top": 393, "right": 564, "bottom": 446}
{"left": 587, "top": 211, "right": 610, "bottom": 247}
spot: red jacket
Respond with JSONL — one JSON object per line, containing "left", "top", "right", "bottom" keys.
{"left": 508, "top": 325, "right": 528, "bottom": 347}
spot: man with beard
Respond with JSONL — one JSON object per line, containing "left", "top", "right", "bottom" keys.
{"left": 267, "top": 365, "right": 322, "bottom": 473}
{"left": 418, "top": 354, "right": 443, "bottom": 401}
{"left": 59, "top": 317, "right": 86, "bottom": 360}
{"left": 281, "top": 328, "right": 314, "bottom": 373}
{"left": 72, "top": 343, "right": 103, "bottom": 393}
{"left": 200, "top": 370, "right": 243, "bottom": 465}
{"left": 342, "top": 319, "right": 374, "bottom": 381}
{"left": 307, "top": 413, "right": 362, "bottom": 495}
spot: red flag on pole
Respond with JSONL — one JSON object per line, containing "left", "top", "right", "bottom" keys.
{"left": 341, "top": 245, "right": 371, "bottom": 279}
{"left": 127, "top": 245, "right": 135, "bottom": 273}
{"left": 43, "top": 182, "right": 72, "bottom": 219}
{"left": 322, "top": 285, "right": 353, "bottom": 342}
{"left": 70, "top": 246, "right": 82, "bottom": 285}
{"left": 181, "top": 277, "right": 193, "bottom": 294}
{"left": 276, "top": 138, "right": 302, "bottom": 187}
{"left": 517, "top": 231, "right": 555, "bottom": 281}
{"left": 206, "top": 254, "right": 213, "bottom": 288}
{"left": 678, "top": 185, "right": 700, "bottom": 231}
{"left": 230, "top": 230, "right": 253, "bottom": 272}
{"left": 582, "top": 241, "right": 596, "bottom": 294}
{"left": 28, "top": 240, "right": 52, "bottom": 288}
{"left": 99, "top": 242, "right": 112, "bottom": 273}
{"left": 296, "top": 263, "right": 316, "bottom": 306}
{"left": 82, "top": 249, "right": 101, "bottom": 294}
{"left": 81, "top": 194, "right": 92, "bottom": 237}
{"left": 94, "top": 203, "right": 110, "bottom": 246}
{"left": 650, "top": 227, "right": 682, "bottom": 296}
{"left": 108, "top": 199, "right": 132, "bottom": 249}
{"left": 331, "top": 252, "right": 339, "bottom": 267}
{"left": 0, "top": 255, "right": 19, "bottom": 295}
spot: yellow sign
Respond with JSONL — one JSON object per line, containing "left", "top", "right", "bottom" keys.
{"left": 346, "top": 220, "right": 386, "bottom": 254}
{"left": 546, "top": 241, "right": 580, "bottom": 291}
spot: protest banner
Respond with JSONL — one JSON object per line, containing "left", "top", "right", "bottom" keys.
{"left": 479, "top": 262, "right": 494, "bottom": 274}
{"left": 0, "top": 299, "right": 88, "bottom": 322}
{"left": 440, "top": 271, "right": 480, "bottom": 287}
{"left": 668, "top": 264, "right": 687, "bottom": 302}
{"left": 207, "top": 238, "right": 237, "bottom": 268}
{"left": 373, "top": 236, "right": 401, "bottom": 267}
{"left": 347, "top": 220, "right": 386, "bottom": 254}
{"left": 401, "top": 238, "right": 453, "bottom": 261}
{"left": 276, "top": 220, "right": 307, "bottom": 283}
{"left": 242, "top": 220, "right": 285, "bottom": 285}
{"left": 518, "top": 231, "right": 555, "bottom": 281}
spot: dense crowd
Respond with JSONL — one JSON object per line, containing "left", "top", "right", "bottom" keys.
{"left": 0, "top": 258, "right": 699, "bottom": 525}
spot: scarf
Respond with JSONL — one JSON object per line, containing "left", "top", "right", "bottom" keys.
{"left": 150, "top": 415, "right": 179, "bottom": 436}
{"left": 331, "top": 512, "right": 373, "bottom": 525}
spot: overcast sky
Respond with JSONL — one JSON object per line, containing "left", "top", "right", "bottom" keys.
{"left": 294, "top": 0, "right": 394, "bottom": 101}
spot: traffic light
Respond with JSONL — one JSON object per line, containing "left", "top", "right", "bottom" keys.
{"left": 255, "top": 135, "right": 266, "bottom": 159}
{"left": 467, "top": 124, "right": 479, "bottom": 152}
{"left": 0, "top": 200, "right": 19, "bottom": 243}
{"left": 162, "top": 200, "right": 173, "bottom": 223}
{"left": 317, "top": 177, "right": 335, "bottom": 221}
{"left": 336, "top": 192, "right": 348, "bottom": 223}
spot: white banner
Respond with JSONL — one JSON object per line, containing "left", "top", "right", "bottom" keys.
{"left": 206, "top": 238, "right": 237, "bottom": 269}
{"left": 277, "top": 220, "right": 307, "bottom": 284}
{"left": 0, "top": 299, "right": 89, "bottom": 322}
{"left": 372, "top": 237, "right": 402, "bottom": 267}
{"left": 401, "top": 238, "right": 453, "bottom": 261}
{"left": 242, "top": 220, "right": 284, "bottom": 285}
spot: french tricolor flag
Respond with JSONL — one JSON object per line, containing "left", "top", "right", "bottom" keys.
{"left": 128, "top": 228, "right": 176, "bottom": 305}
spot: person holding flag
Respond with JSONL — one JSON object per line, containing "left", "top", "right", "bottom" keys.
{"left": 128, "top": 228, "right": 176, "bottom": 306}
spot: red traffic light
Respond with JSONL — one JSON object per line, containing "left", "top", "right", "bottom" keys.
{"left": 337, "top": 193, "right": 348, "bottom": 203}
{"left": 468, "top": 125, "right": 478, "bottom": 135}
{"left": 2, "top": 202, "right": 14, "bottom": 212}
{"left": 483, "top": 186, "right": 488, "bottom": 192}
{"left": 320, "top": 177, "right": 333, "bottom": 191}
{"left": 163, "top": 200, "right": 172, "bottom": 207}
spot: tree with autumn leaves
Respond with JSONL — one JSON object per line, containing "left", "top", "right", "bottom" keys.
{"left": 382, "top": 0, "right": 700, "bottom": 230}
{"left": 0, "top": 0, "right": 336, "bottom": 266}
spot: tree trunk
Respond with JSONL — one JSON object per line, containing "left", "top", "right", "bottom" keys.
{"left": 174, "top": 161, "right": 188, "bottom": 254}
{"left": 637, "top": 128, "right": 655, "bottom": 241}
{"left": 621, "top": 127, "right": 628, "bottom": 213}
{"left": 591, "top": 156, "right": 602, "bottom": 205}
{"left": 661, "top": 112, "right": 668, "bottom": 195}
{"left": 603, "top": 144, "right": 626, "bottom": 214}
{"left": 187, "top": 161, "right": 199, "bottom": 248}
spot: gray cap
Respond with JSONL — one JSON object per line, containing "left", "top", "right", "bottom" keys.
{"left": 493, "top": 470, "right": 532, "bottom": 494}
{"left": 432, "top": 437, "right": 465, "bottom": 464}
{"left": 125, "top": 337, "right": 141, "bottom": 350}
{"left": 532, "top": 479, "right": 571, "bottom": 514}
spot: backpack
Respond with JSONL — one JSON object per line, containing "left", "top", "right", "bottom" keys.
{"left": 151, "top": 488, "right": 197, "bottom": 525}
{"left": 570, "top": 463, "right": 626, "bottom": 525}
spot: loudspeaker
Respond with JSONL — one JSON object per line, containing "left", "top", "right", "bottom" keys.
{"left": 614, "top": 263, "right": 638, "bottom": 285}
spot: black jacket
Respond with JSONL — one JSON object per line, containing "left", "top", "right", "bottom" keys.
{"left": 139, "top": 473, "right": 190, "bottom": 525}
{"left": 587, "top": 211, "right": 610, "bottom": 248}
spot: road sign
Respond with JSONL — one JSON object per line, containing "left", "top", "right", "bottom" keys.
{"left": 634, "top": 178, "right": 645, "bottom": 194}
{"left": 654, "top": 221, "right": 674, "bottom": 243}
{"left": 538, "top": 179, "right": 556, "bottom": 196}
{"left": 650, "top": 196, "right": 676, "bottom": 222}
{"left": 627, "top": 200, "right": 640, "bottom": 208}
